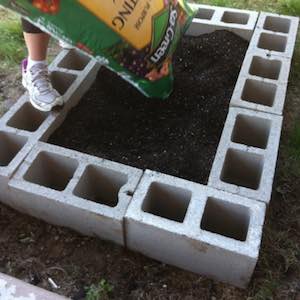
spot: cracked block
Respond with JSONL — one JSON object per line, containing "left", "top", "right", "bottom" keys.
{"left": 125, "top": 170, "right": 266, "bottom": 288}
{"left": 208, "top": 107, "right": 282, "bottom": 203}
{"left": 9, "top": 142, "right": 143, "bottom": 245}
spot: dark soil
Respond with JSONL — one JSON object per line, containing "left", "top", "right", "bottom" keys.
{"left": 0, "top": 30, "right": 299, "bottom": 300}
{"left": 0, "top": 31, "right": 251, "bottom": 299}
{"left": 49, "top": 30, "right": 249, "bottom": 184}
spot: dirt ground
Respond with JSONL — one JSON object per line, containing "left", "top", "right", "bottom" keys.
{"left": 0, "top": 31, "right": 299, "bottom": 300}
{"left": 49, "top": 31, "right": 248, "bottom": 184}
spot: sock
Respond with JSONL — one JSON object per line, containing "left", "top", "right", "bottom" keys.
{"left": 27, "top": 57, "right": 47, "bottom": 70}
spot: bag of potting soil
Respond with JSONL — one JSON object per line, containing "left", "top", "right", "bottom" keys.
{"left": 0, "top": 0, "right": 196, "bottom": 98}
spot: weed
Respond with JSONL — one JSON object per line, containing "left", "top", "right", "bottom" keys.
{"left": 85, "top": 279, "right": 114, "bottom": 300}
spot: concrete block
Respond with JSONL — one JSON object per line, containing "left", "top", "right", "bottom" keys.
{"left": 125, "top": 170, "right": 266, "bottom": 288}
{"left": 249, "top": 12, "right": 299, "bottom": 58}
{"left": 57, "top": 49, "right": 92, "bottom": 71}
{"left": 38, "top": 67, "right": 100, "bottom": 142}
{"left": 0, "top": 92, "right": 67, "bottom": 149}
{"left": 0, "top": 272, "right": 69, "bottom": 300}
{"left": 186, "top": 4, "right": 259, "bottom": 41}
{"left": 208, "top": 107, "right": 283, "bottom": 203}
{"left": 0, "top": 51, "right": 99, "bottom": 141}
{"left": 9, "top": 142, "right": 143, "bottom": 245}
{"left": 237, "top": 51, "right": 291, "bottom": 84}
{"left": 48, "top": 48, "right": 71, "bottom": 69}
{"left": 0, "top": 126, "right": 35, "bottom": 205}
{"left": 48, "top": 62, "right": 99, "bottom": 111}
{"left": 230, "top": 74, "right": 288, "bottom": 115}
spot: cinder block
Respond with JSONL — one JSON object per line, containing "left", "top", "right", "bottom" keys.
{"left": 48, "top": 48, "right": 100, "bottom": 112}
{"left": 125, "top": 170, "right": 266, "bottom": 288}
{"left": 57, "top": 49, "right": 92, "bottom": 71}
{"left": 187, "top": 4, "right": 259, "bottom": 41}
{"left": 0, "top": 272, "right": 68, "bottom": 300}
{"left": 237, "top": 51, "right": 291, "bottom": 83}
{"left": 249, "top": 12, "right": 299, "bottom": 58}
{"left": 208, "top": 107, "right": 282, "bottom": 203}
{"left": 0, "top": 93, "right": 62, "bottom": 145}
{"left": 0, "top": 56, "right": 99, "bottom": 144}
{"left": 230, "top": 75, "right": 288, "bottom": 115}
{"left": 6, "top": 100, "right": 50, "bottom": 132}
{"left": 229, "top": 12, "right": 299, "bottom": 115}
{"left": 0, "top": 127, "right": 35, "bottom": 205}
{"left": 48, "top": 63, "right": 99, "bottom": 111}
{"left": 9, "top": 142, "right": 143, "bottom": 245}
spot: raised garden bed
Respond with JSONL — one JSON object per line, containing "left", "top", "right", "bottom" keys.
{"left": 0, "top": 4, "right": 298, "bottom": 298}
{"left": 49, "top": 31, "right": 248, "bottom": 184}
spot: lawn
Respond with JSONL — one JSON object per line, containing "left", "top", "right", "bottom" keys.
{"left": 0, "top": 1, "right": 299, "bottom": 299}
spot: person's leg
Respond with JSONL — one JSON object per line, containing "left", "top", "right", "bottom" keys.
{"left": 21, "top": 19, "right": 63, "bottom": 112}
{"left": 23, "top": 32, "right": 50, "bottom": 61}
{"left": 22, "top": 18, "right": 49, "bottom": 63}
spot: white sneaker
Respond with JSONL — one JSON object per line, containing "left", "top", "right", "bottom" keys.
{"left": 22, "top": 59, "right": 64, "bottom": 112}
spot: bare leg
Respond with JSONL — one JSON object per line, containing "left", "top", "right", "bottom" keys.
{"left": 23, "top": 32, "right": 50, "bottom": 61}
{"left": 22, "top": 31, "right": 63, "bottom": 111}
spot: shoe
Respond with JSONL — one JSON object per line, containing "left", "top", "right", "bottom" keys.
{"left": 22, "top": 59, "right": 64, "bottom": 112}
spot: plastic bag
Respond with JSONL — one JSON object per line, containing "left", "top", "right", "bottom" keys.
{"left": 0, "top": 0, "right": 196, "bottom": 98}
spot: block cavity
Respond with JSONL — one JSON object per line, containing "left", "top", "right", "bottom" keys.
{"left": 7, "top": 102, "right": 49, "bottom": 132}
{"left": 9, "top": 142, "right": 143, "bottom": 245}
{"left": 209, "top": 107, "right": 282, "bottom": 203}
{"left": 58, "top": 49, "right": 91, "bottom": 71}
{"left": 125, "top": 170, "right": 266, "bottom": 288}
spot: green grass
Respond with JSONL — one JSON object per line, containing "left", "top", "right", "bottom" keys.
{"left": 0, "top": 11, "right": 25, "bottom": 72}
{"left": 280, "top": 0, "right": 300, "bottom": 16}
{"left": 197, "top": 0, "right": 300, "bottom": 15}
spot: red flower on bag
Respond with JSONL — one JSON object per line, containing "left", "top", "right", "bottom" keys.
{"left": 32, "top": 0, "right": 60, "bottom": 14}
{"left": 76, "top": 42, "right": 93, "bottom": 55}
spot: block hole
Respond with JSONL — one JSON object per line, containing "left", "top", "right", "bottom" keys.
{"left": 7, "top": 102, "right": 49, "bottom": 132}
{"left": 142, "top": 182, "right": 191, "bottom": 223}
{"left": 50, "top": 71, "right": 76, "bottom": 95}
{"left": 221, "top": 11, "right": 250, "bottom": 24}
{"left": 241, "top": 79, "right": 276, "bottom": 107}
{"left": 196, "top": 8, "right": 215, "bottom": 20}
{"left": 58, "top": 50, "right": 91, "bottom": 70}
{"left": 73, "top": 165, "right": 128, "bottom": 207}
{"left": 24, "top": 151, "right": 78, "bottom": 191}
{"left": 0, "top": 132, "right": 27, "bottom": 167}
{"left": 249, "top": 56, "right": 282, "bottom": 80}
{"left": 201, "top": 197, "right": 250, "bottom": 241}
{"left": 257, "top": 32, "right": 287, "bottom": 52}
{"left": 221, "top": 149, "right": 263, "bottom": 190}
{"left": 231, "top": 114, "right": 271, "bottom": 149}
{"left": 263, "top": 16, "right": 291, "bottom": 34}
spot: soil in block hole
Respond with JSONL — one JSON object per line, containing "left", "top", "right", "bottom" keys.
{"left": 49, "top": 31, "right": 248, "bottom": 184}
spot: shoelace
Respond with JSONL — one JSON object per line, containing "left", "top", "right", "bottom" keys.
{"left": 29, "top": 64, "right": 52, "bottom": 95}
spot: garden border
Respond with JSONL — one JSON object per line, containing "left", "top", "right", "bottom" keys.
{"left": 0, "top": 4, "right": 299, "bottom": 296}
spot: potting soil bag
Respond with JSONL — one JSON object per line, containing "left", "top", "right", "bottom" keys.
{"left": 0, "top": 0, "right": 196, "bottom": 98}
